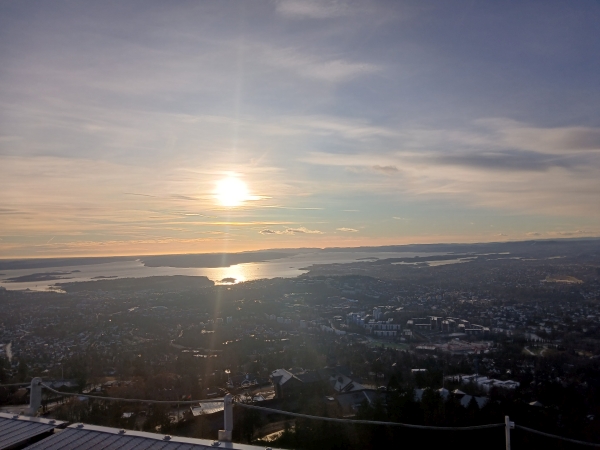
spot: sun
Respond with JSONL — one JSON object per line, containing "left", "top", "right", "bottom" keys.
{"left": 215, "top": 176, "right": 250, "bottom": 207}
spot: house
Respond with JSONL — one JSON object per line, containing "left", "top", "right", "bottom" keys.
{"left": 414, "top": 388, "right": 488, "bottom": 408}
{"left": 226, "top": 373, "right": 259, "bottom": 390}
{"left": 270, "top": 368, "right": 305, "bottom": 398}
{"left": 270, "top": 367, "right": 348, "bottom": 398}
{"left": 336, "top": 389, "right": 382, "bottom": 414}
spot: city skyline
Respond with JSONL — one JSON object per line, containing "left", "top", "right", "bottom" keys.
{"left": 2, "top": 0, "right": 600, "bottom": 258}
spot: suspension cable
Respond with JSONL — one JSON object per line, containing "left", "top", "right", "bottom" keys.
{"left": 234, "top": 402, "right": 504, "bottom": 431}
{"left": 39, "top": 382, "right": 224, "bottom": 405}
{"left": 516, "top": 425, "right": 600, "bottom": 448}
{"left": 34, "top": 382, "right": 600, "bottom": 446}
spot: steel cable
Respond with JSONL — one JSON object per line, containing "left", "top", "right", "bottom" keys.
{"left": 234, "top": 402, "right": 504, "bottom": 430}
{"left": 516, "top": 425, "right": 600, "bottom": 448}
{"left": 39, "top": 382, "right": 224, "bottom": 405}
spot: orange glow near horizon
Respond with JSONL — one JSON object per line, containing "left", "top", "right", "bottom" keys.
{"left": 0, "top": 232, "right": 552, "bottom": 260}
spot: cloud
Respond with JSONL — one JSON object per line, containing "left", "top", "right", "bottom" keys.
{"left": 287, "top": 116, "right": 394, "bottom": 140}
{"left": 300, "top": 118, "right": 600, "bottom": 217}
{"left": 285, "top": 227, "right": 324, "bottom": 234}
{"left": 427, "top": 150, "right": 583, "bottom": 172}
{"left": 476, "top": 119, "right": 600, "bottom": 155}
{"left": 171, "top": 194, "right": 201, "bottom": 201}
{"left": 274, "top": 0, "right": 350, "bottom": 19}
{"left": 265, "top": 48, "right": 380, "bottom": 82}
{"left": 124, "top": 192, "right": 158, "bottom": 198}
{"left": 372, "top": 165, "right": 398, "bottom": 175}
{"left": 262, "top": 205, "right": 324, "bottom": 210}
{"left": 548, "top": 230, "right": 588, "bottom": 237}
{"left": 526, "top": 232, "right": 541, "bottom": 236}
{"left": 337, "top": 227, "right": 358, "bottom": 232}
{"left": 259, "top": 227, "right": 324, "bottom": 235}
{"left": 302, "top": 151, "right": 396, "bottom": 168}
{"left": 393, "top": 217, "right": 408, "bottom": 220}
{"left": 0, "top": 208, "right": 27, "bottom": 215}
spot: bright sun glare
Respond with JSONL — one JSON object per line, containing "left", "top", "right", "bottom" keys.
{"left": 215, "top": 177, "right": 250, "bottom": 207}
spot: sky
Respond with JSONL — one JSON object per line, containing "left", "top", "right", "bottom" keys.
{"left": 1, "top": 0, "right": 600, "bottom": 258}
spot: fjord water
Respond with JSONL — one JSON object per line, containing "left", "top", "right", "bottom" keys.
{"left": 0, "top": 251, "right": 445, "bottom": 291}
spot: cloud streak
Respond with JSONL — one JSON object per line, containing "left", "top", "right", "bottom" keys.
{"left": 259, "top": 227, "right": 324, "bottom": 235}
{"left": 275, "top": 0, "right": 351, "bottom": 19}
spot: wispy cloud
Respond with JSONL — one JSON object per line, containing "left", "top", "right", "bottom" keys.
{"left": 300, "top": 119, "right": 600, "bottom": 216}
{"left": 548, "top": 230, "right": 589, "bottom": 237}
{"left": 372, "top": 165, "right": 399, "bottom": 175}
{"left": 124, "top": 192, "right": 158, "bottom": 198}
{"left": 274, "top": 0, "right": 351, "bottom": 19}
{"left": 264, "top": 47, "right": 380, "bottom": 82}
{"left": 259, "top": 227, "right": 324, "bottom": 235}
{"left": 262, "top": 205, "right": 324, "bottom": 210}
{"left": 337, "top": 227, "right": 358, "bottom": 232}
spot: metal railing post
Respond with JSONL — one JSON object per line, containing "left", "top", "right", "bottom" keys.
{"left": 28, "top": 377, "right": 43, "bottom": 416}
{"left": 218, "top": 394, "right": 233, "bottom": 442}
{"left": 505, "top": 415, "right": 514, "bottom": 450}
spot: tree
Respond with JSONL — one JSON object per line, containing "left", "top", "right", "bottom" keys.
{"left": 465, "top": 396, "right": 480, "bottom": 424}
{"left": 0, "top": 357, "right": 9, "bottom": 383}
{"left": 17, "top": 359, "right": 28, "bottom": 382}
{"left": 240, "top": 408, "right": 263, "bottom": 443}
{"left": 143, "top": 405, "right": 172, "bottom": 434}
{"left": 421, "top": 389, "right": 443, "bottom": 425}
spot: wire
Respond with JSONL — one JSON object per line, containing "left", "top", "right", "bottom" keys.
{"left": 234, "top": 402, "right": 504, "bottom": 431}
{"left": 34, "top": 382, "right": 600, "bottom": 447}
{"left": 0, "top": 382, "right": 31, "bottom": 387}
{"left": 516, "top": 425, "right": 600, "bottom": 448}
{"left": 39, "top": 383, "right": 224, "bottom": 405}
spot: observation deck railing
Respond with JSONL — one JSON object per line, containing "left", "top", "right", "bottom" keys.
{"left": 1, "top": 378, "right": 598, "bottom": 449}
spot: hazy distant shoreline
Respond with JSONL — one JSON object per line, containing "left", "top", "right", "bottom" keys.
{"left": 0, "top": 250, "right": 295, "bottom": 271}
{"left": 0, "top": 238, "right": 597, "bottom": 272}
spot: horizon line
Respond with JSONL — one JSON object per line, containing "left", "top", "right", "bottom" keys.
{"left": 1, "top": 236, "right": 598, "bottom": 261}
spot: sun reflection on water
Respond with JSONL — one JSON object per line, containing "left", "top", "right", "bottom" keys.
{"left": 202, "top": 263, "right": 249, "bottom": 284}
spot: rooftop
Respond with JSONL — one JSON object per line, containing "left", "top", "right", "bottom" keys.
{"left": 0, "top": 414, "right": 277, "bottom": 450}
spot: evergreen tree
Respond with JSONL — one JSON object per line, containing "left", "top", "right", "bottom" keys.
{"left": 17, "top": 359, "right": 28, "bottom": 382}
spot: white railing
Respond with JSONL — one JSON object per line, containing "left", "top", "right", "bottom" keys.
{"left": 4, "top": 378, "right": 599, "bottom": 448}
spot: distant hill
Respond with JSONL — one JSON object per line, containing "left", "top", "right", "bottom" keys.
{"left": 1, "top": 238, "right": 598, "bottom": 271}
{"left": 0, "top": 256, "right": 133, "bottom": 271}
{"left": 322, "top": 238, "right": 600, "bottom": 259}
{"left": 56, "top": 275, "right": 214, "bottom": 292}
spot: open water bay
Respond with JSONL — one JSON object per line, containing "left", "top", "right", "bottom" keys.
{"left": 0, "top": 251, "right": 445, "bottom": 292}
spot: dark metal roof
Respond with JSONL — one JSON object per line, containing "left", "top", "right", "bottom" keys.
{"left": 0, "top": 413, "right": 64, "bottom": 450}
{"left": 25, "top": 423, "right": 273, "bottom": 450}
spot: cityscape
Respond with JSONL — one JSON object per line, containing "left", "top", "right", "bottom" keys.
{"left": 1, "top": 239, "right": 600, "bottom": 448}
